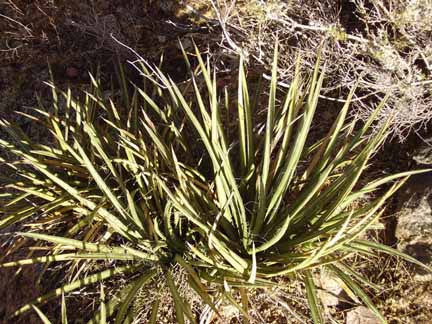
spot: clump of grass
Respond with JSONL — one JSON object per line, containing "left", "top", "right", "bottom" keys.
{"left": 0, "top": 44, "right": 430, "bottom": 323}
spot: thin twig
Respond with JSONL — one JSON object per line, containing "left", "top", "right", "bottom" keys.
{"left": 271, "top": 16, "right": 368, "bottom": 44}
{"left": 0, "top": 13, "right": 33, "bottom": 36}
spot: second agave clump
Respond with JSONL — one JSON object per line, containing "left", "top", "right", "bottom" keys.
{"left": 0, "top": 44, "right": 429, "bottom": 323}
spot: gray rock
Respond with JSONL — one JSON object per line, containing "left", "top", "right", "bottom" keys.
{"left": 395, "top": 171, "right": 432, "bottom": 281}
{"left": 317, "top": 270, "right": 343, "bottom": 308}
{"left": 346, "top": 306, "right": 380, "bottom": 324}
{"left": 413, "top": 137, "right": 432, "bottom": 165}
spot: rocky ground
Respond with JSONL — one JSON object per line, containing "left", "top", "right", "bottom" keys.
{"left": 1, "top": 1, "right": 432, "bottom": 323}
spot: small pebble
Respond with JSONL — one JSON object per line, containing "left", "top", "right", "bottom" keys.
{"left": 66, "top": 66, "right": 79, "bottom": 78}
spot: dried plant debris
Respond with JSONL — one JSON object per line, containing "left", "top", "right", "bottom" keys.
{"left": 209, "top": 0, "right": 432, "bottom": 140}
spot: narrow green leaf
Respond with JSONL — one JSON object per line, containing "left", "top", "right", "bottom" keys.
{"left": 329, "top": 265, "right": 386, "bottom": 323}
{"left": 74, "top": 141, "right": 129, "bottom": 223}
{"left": 31, "top": 305, "right": 52, "bottom": 324}
{"left": 248, "top": 242, "right": 257, "bottom": 284}
{"left": 304, "top": 270, "right": 323, "bottom": 324}
{"left": 237, "top": 56, "right": 254, "bottom": 174}
{"left": 351, "top": 240, "right": 432, "bottom": 273}
{"left": 87, "top": 277, "right": 143, "bottom": 324}
{"left": 61, "top": 294, "right": 68, "bottom": 324}
{"left": 166, "top": 271, "right": 185, "bottom": 324}
{"left": 100, "top": 284, "right": 107, "bottom": 324}
{"left": 115, "top": 270, "right": 157, "bottom": 324}
{"left": 13, "top": 264, "right": 140, "bottom": 317}
{"left": 149, "top": 298, "right": 160, "bottom": 324}
{"left": 17, "top": 232, "right": 158, "bottom": 261}
{"left": 174, "top": 255, "right": 220, "bottom": 316}
{"left": 260, "top": 41, "right": 278, "bottom": 194}
{"left": 223, "top": 290, "right": 251, "bottom": 320}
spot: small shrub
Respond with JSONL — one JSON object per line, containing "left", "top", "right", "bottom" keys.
{"left": 214, "top": 0, "right": 432, "bottom": 140}
{"left": 0, "top": 45, "right": 429, "bottom": 323}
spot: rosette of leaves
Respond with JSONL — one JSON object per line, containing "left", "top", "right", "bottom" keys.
{"left": 0, "top": 44, "right": 429, "bottom": 323}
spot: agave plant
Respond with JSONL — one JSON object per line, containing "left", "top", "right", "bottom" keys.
{"left": 0, "top": 44, "right": 429, "bottom": 323}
